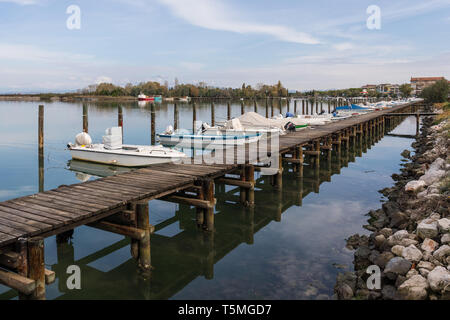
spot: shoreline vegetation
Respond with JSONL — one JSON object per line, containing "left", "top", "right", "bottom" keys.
{"left": 335, "top": 102, "right": 450, "bottom": 300}
{"left": 0, "top": 80, "right": 415, "bottom": 102}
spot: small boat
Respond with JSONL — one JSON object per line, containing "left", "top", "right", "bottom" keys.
{"left": 68, "top": 128, "right": 187, "bottom": 167}
{"left": 158, "top": 129, "right": 262, "bottom": 149}
{"left": 138, "top": 94, "right": 162, "bottom": 102}
{"left": 177, "top": 96, "right": 190, "bottom": 102}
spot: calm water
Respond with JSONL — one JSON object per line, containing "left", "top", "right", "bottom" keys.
{"left": 0, "top": 100, "right": 417, "bottom": 300}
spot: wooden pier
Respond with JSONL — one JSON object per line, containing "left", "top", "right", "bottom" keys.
{"left": 0, "top": 101, "right": 426, "bottom": 299}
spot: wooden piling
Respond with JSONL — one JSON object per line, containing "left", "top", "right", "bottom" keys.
{"left": 227, "top": 102, "right": 231, "bottom": 120}
{"left": 174, "top": 103, "right": 179, "bottom": 130}
{"left": 82, "top": 104, "right": 88, "bottom": 133}
{"left": 211, "top": 102, "right": 215, "bottom": 126}
{"left": 245, "top": 165, "right": 255, "bottom": 206}
{"left": 193, "top": 102, "right": 197, "bottom": 131}
{"left": 302, "top": 99, "right": 305, "bottom": 114}
{"left": 241, "top": 101, "right": 245, "bottom": 115}
{"left": 294, "top": 100, "right": 297, "bottom": 114}
{"left": 254, "top": 100, "right": 258, "bottom": 113}
{"left": 151, "top": 103, "right": 156, "bottom": 145}
{"left": 118, "top": 106, "right": 123, "bottom": 144}
{"left": 27, "top": 237, "right": 45, "bottom": 300}
{"left": 136, "top": 202, "right": 151, "bottom": 270}
{"left": 202, "top": 179, "right": 215, "bottom": 232}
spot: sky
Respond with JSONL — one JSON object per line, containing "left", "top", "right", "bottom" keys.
{"left": 0, "top": 0, "right": 449, "bottom": 93}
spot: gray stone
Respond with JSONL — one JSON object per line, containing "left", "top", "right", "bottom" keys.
{"left": 421, "top": 238, "right": 439, "bottom": 253}
{"left": 374, "top": 234, "right": 386, "bottom": 248}
{"left": 381, "top": 285, "right": 397, "bottom": 300}
{"left": 419, "top": 268, "right": 430, "bottom": 277}
{"left": 437, "top": 218, "right": 450, "bottom": 233}
{"left": 406, "top": 269, "right": 419, "bottom": 279}
{"left": 400, "top": 238, "right": 419, "bottom": 247}
{"left": 384, "top": 257, "right": 412, "bottom": 278}
{"left": 427, "top": 266, "right": 450, "bottom": 293}
{"left": 373, "top": 252, "right": 394, "bottom": 269}
{"left": 336, "top": 283, "right": 353, "bottom": 300}
{"left": 380, "top": 228, "right": 393, "bottom": 238}
{"left": 397, "top": 275, "right": 429, "bottom": 300}
{"left": 416, "top": 219, "right": 439, "bottom": 239}
{"left": 391, "top": 245, "right": 405, "bottom": 256}
{"left": 402, "top": 245, "right": 423, "bottom": 262}
{"left": 417, "top": 261, "right": 435, "bottom": 271}
{"left": 441, "top": 233, "right": 450, "bottom": 244}
{"left": 433, "top": 245, "right": 450, "bottom": 262}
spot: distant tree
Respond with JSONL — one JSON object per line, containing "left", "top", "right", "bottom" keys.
{"left": 420, "top": 80, "right": 449, "bottom": 103}
{"left": 399, "top": 84, "right": 413, "bottom": 98}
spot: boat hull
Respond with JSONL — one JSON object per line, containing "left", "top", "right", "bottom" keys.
{"left": 158, "top": 133, "right": 261, "bottom": 149}
{"left": 70, "top": 149, "right": 183, "bottom": 167}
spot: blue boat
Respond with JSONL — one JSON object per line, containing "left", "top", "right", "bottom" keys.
{"left": 336, "top": 104, "right": 370, "bottom": 111}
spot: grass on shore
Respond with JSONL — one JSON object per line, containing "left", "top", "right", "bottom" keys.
{"left": 433, "top": 102, "right": 450, "bottom": 125}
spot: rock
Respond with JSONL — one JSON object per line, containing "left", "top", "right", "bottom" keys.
{"left": 419, "top": 168, "right": 445, "bottom": 185}
{"left": 437, "top": 218, "right": 450, "bottom": 233}
{"left": 390, "top": 211, "right": 408, "bottom": 228}
{"left": 417, "top": 261, "right": 435, "bottom": 271}
{"left": 384, "top": 257, "right": 412, "bottom": 279}
{"left": 336, "top": 283, "right": 354, "bottom": 300}
{"left": 397, "top": 275, "right": 429, "bottom": 300}
{"left": 416, "top": 219, "right": 439, "bottom": 239}
{"left": 402, "top": 245, "right": 423, "bottom": 262}
{"left": 336, "top": 272, "right": 357, "bottom": 293}
{"left": 395, "top": 275, "right": 406, "bottom": 288}
{"left": 405, "top": 180, "right": 426, "bottom": 192}
{"left": 429, "top": 213, "right": 441, "bottom": 221}
{"left": 391, "top": 245, "right": 405, "bottom": 256}
{"left": 433, "top": 245, "right": 450, "bottom": 262}
{"left": 421, "top": 238, "right": 439, "bottom": 253}
{"left": 380, "top": 228, "right": 393, "bottom": 238}
{"left": 387, "top": 230, "right": 411, "bottom": 246}
{"left": 406, "top": 269, "right": 419, "bottom": 278}
{"left": 427, "top": 266, "right": 450, "bottom": 293}
{"left": 374, "top": 235, "right": 386, "bottom": 248}
{"left": 373, "top": 252, "right": 394, "bottom": 269}
{"left": 429, "top": 157, "right": 445, "bottom": 171}
{"left": 400, "top": 238, "right": 419, "bottom": 247}
{"left": 354, "top": 289, "right": 369, "bottom": 300}
{"left": 354, "top": 246, "right": 372, "bottom": 269}
{"left": 381, "top": 285, "right": 397, "bottom": 300}
{"left": 442, "top": 234, "right": 450, "bottom": 244}
{"left": 419, "top": 268, "right": 430, "bottom": 277}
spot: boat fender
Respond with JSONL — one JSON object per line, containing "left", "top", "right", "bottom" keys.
{"left": 75, "top": 132, "right": 92, "bottom": 146}
{"left": 284, "top": 122, "right": 296, "bottom": 132}
{"left": 164, "top": 125, "right": 174, "bottom": 135}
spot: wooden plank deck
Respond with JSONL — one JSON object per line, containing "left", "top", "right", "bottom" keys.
{"left": 0, "top": 102, "right": 421, "bottom": 249}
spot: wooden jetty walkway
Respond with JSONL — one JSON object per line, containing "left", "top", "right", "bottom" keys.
{"left": 0, "top": 100, "right": 428, "bottom": 299}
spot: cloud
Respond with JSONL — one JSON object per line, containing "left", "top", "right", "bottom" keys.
{"left": 0, "top": 43, "right": 94, "bottom": 63}
{"left": 95, "top": 76, "right": 113, "bottom": 84}
{"left": 0, "top": 0, "right": 39, "bottom": 4}
{"left": 157, "top": 0, "right": 320, "bottom": 44}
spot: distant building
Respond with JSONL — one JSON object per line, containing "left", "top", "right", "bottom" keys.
{"left": 410, "top": 77, "right": 447, "bottom": 96}
{"left": 361, "top": 85, "right": 376, "bottom": 95}
{"left": 376, "top": 84, "right": 391, "bottom": 94}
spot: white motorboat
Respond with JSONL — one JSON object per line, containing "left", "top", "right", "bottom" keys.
{"left": 68, "top": 128, "right": 187, "bottom": 167}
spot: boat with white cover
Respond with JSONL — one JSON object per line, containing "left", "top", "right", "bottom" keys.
{"left": 68, "top": 127, "right": 187, "bottom": 167}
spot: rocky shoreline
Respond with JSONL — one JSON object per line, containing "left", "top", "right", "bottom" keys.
{"left": 335, "top": 112, "right": 450, "bottom": 300}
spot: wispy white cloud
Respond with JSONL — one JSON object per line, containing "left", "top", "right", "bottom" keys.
{"left": 156, "top": 0, "right": 320, "bottom": 44}
{"left": 0, "top": 0, "right": 40, "bottom": 5}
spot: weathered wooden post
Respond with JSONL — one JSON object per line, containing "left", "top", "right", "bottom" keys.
{"left": 193, "top": 102, "right": 197, "bottom": 131}
{"left": 245, "top": 165, "right": 255, "bottom": 206}
{"left": 241, "top": 101, "right": 245, "bottom": 115}
{"left": 254, "top": 100, "right": 258, "bottom": 113}
{"left": 271, "top": 99, "right": 274, "bottom": 117}
{"left": 211, "top": 102, "right": 215, "bottom": 126}
{"left": 294, "top": 100, "right": 297, "bottom": 114}
{"left": 227, "top": 102, "right": 231, "bottom": 120}
{"left": 151, "top": 103, "right": 156, "bottom": 145}
{"left": 265, "top": 99, "right": 269, "bottom": 118}
{"left": 302, "top": 99, "right": 305, "bottom": 114}
{"left": 239, "top": 166, "right": 247, "bottom": 205}
{"left": 275, "top": 154, "right": 283, "bottom": 189}
{"left": 174, "top": 103, "right": 179, "bottom": 130}
{"left": 416, "top": 114, "right": 420, "bottom": 136}
{"left": 203, "top": 179, "right": 215, "bottom": 232}
{"left": 136, "top": 202, "right": 151, "bottom": 270}
{"left": 38, "top": 105, "right": 44, "bottom": 193}
{"left": 118, "top": 106, "right": 123, "bottom": 144}
{"left": 27, "top": 237, "right": 45, "bottom": 300}
{"left": 320, "top": 101, "right": 323, "bottom": 113}
{"left": 82, "top": 104, "right": 88, "bottom": 133}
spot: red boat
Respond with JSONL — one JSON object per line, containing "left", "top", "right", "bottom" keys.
{"left": 138, "top": 94, "right": 154, "bottom": 101}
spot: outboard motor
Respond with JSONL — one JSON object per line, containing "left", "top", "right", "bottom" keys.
{"left": 284, "top": 122, "right": 296, "bottom": 132}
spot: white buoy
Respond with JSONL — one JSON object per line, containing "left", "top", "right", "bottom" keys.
{"left": 75, "top": 132, "right": 92, "bottom": 146}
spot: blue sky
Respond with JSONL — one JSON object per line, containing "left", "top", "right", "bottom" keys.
{"left": 0, "top": 0, "right": 449, "bottom": 92}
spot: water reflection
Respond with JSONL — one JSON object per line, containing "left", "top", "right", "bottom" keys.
{"left": 0, "top": 100, "right": 416, "bottom": 299}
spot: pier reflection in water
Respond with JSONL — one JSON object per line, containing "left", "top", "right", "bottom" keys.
{"left": 0, "top": 100, "right": 416, "bottom": 300}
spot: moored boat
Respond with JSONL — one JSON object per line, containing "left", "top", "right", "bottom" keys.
{"left": 68, "top": 128, "right": 187, "bottom": 167}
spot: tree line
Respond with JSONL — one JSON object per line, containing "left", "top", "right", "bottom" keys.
{"left": 78, "top": 80, "right": 291, "bottom": 98}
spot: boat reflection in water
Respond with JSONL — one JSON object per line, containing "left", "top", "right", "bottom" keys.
{"left": 68, "top": 159, "right": 135, "bottom": 181}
